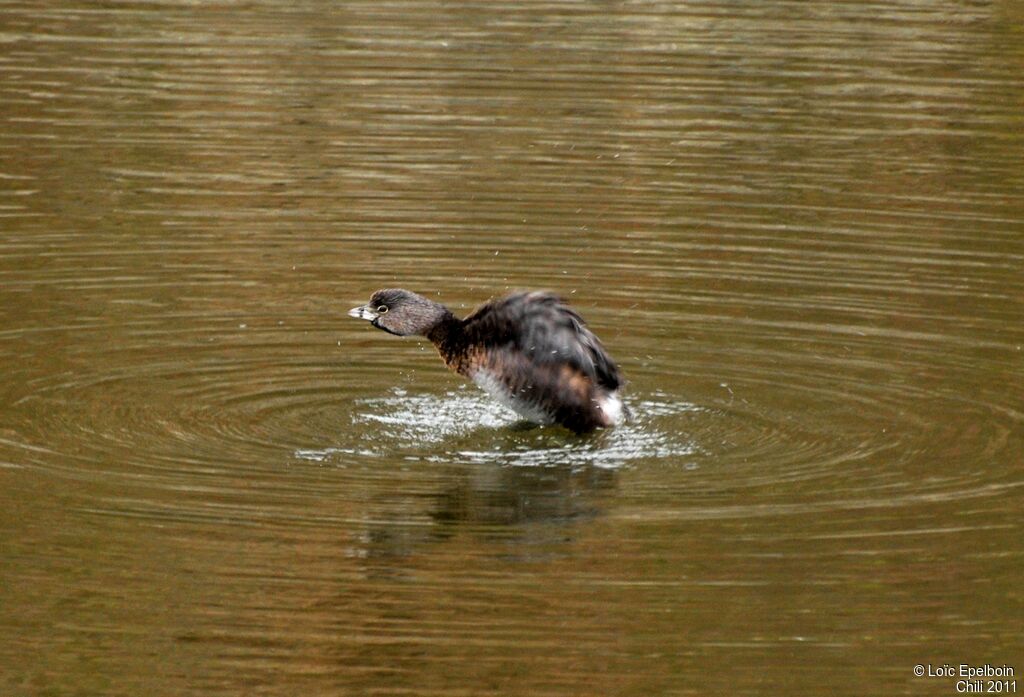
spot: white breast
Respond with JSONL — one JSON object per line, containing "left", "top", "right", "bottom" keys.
{"left": 471, "top": 370, "right": 555, "bottom": 424}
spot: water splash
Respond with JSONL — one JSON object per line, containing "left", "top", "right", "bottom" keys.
{"left": 296, "top": 388, "right": 702, "bottom": 469}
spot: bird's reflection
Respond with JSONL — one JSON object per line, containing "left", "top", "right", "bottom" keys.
{"left": 430, "top": 460, "right": 617, "bottom": 529}
{"left": 346, "top": 439, "right": 621, "bottom": 572}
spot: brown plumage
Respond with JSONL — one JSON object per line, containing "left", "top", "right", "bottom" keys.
{"left": 348, "top": 289, "right": 625, "bottom": 433}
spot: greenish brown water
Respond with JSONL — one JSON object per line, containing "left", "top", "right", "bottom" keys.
{"left": 2, "top": 1, "right": 1023, "bottom": 695}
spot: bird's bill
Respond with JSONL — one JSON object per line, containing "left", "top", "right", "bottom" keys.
{"left": 348, "top": 305, "right": 378, "bottom": 321}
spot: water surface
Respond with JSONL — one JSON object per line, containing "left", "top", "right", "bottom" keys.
{"left": 1, "top": 1, "right": 1022, "bottom": 695}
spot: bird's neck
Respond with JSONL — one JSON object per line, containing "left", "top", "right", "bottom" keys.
{"left": 425, "top": 312, "right": 467, "bottom": 372}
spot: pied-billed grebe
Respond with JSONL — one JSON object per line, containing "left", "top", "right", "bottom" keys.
{"left": 349, "top": 289, "right": 624, "bottom": 433}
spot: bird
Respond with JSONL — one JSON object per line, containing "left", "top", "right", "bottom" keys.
{"left": 348, "top": 289, "right": 625, "bottom": 433}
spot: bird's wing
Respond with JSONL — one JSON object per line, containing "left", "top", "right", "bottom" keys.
{"left": 461, "top": 291, "right": 622, "bottom": 390}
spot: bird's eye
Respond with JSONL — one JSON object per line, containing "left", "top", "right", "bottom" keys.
{"left": 377, "top": 305, "right": 388, "bottom": 314}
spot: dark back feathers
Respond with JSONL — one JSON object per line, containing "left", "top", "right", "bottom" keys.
{"left": 461, "top": 291, "right": 622, "bottom": 390}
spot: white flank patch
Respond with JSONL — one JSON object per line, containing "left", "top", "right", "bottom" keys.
{"left": 597, "top": 391, "right": 624, "bottom": 425}
{"left": 471, "top": 370, "right": 554, "bottom": 424}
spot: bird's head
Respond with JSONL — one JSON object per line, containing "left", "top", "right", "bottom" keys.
{"left": 348, "top": 288, "right": 451, "bottom": 336}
